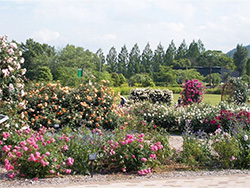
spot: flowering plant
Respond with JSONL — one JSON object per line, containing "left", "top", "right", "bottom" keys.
{"left": 24, "top": 79, "right": 121, "bottom": 130}
{"left": 180, "top": 79, "right": 205, "bottom": 105}
{"left": 100, "top": 122, "right": 171, "bottom": 175}
{"left": 0, "top": 35, "right": 27, "bottom": 131}
{"left": 1, "top": 127, "right": 74, "bottom": 179}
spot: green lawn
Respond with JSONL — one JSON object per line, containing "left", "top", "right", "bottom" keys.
{"left": 173, "top": 94, "right": 221, "bottom": 105}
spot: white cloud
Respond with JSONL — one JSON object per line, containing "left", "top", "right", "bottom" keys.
{"left": 31, "top": 28, "right": 60, "bottom": 43}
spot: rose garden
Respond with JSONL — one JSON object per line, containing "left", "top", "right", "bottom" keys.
{"left": 1, "top": 36, "right": 250, "bottom": 181}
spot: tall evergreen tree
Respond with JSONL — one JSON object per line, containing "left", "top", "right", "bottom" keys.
{"left": 187, "top": 40, "right": 200, "bottom": 66}
{"left": 96, "top": 48, "right": 105, "bottom": 72}
{"left": 106, "top": 46, "right": 118, "bottom": 73}
{"left": 175, "top": 39, "right": 188, "bottom": 60}
{"left": 153, "top": 43, "right": 165, "bottom": 72}
{"left": 165, "top": 40, "right": 176, "bottom": 66}
{"left": 141, "top": 42, "right": 153, "bottom": 74}
{"left": 128, "top": 44, "right": 141, "bottom": 77}
{"left": 233, "top": 44, "right": 249, "bottom": 76}
{"left": 197, "top": 39, "right": 205, "bottom": 54}
{"left": 118, "top": 45, "right": 129, "bottom": 77}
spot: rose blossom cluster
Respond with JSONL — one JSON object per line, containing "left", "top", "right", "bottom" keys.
{"left": 0, "top": 127, "right": 74, "bottom": 179}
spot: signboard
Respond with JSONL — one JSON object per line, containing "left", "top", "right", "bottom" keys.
{"left": 77, "top": 68, "right": 83, "bottom": 77}
{"left": 88, "top": 153, "right": 97, "bottom": 161}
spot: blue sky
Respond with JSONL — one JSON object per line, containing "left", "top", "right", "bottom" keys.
{"left": 1, "top": 0, "right": 250, "bottom": 54}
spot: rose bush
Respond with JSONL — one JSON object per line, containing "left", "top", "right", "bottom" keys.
{"left": 0, "top": 35, "right": 27, "bottom": 132}
{"left": 1, "top": 127, "right": 74, "bottom": 179}
{"left": 180, "top": 79, "right": 205, "bottom": 105}
{"left": 24, "top": 79, "right": 122, "bottom": 130}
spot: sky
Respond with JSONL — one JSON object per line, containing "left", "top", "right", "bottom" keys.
{"left": 1, "top": 0, "right": 250, "bottom": 54}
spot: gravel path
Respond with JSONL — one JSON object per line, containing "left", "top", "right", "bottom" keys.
{"left": 1, "top": 135, "right": 250, "bottom": 188}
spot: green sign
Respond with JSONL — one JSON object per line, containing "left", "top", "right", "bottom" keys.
{"left": 77, "top": 68, "right": 82, "bottom": 77}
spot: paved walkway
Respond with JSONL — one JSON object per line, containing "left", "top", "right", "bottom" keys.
{"left": 13, "top": 174, "right": 250, "bottom": 188}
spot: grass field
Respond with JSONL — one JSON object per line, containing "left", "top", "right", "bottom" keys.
{"left": 173, "top": 94, "right": 221, "bottom": 105}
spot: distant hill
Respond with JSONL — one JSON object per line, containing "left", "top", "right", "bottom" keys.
{"left": 227, "top": 44, "right": 250, "bottom": 57}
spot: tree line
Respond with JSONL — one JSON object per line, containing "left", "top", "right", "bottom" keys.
{"left": 19, "top": 38, "right": 250, "bottom": 87}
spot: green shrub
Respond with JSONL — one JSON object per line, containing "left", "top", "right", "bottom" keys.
{"left": 211, "top": 129, "right": 240, "bottom": 168}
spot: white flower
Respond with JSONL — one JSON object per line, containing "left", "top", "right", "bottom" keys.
{"left": 2, "top": 69, "right": 10, "bottom": 77}
{"left": 244, "top": 135, "right": 248, "bottom": 141}
{"left": 20, "top": 57, "right": 25, "bottom": 64}
{"left": 21, "top": 68, "right": 26, "bottom": 75}
{"left": 10, "top": 42, "right": 17, "bottom": 49}
{"left": 9, "top": 83, "right": 14, "bottom": 91}
{"left": 8, "top": 65, "right": 14, "bottom": 72}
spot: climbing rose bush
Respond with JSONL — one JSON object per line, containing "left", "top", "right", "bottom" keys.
{"left": 0, "top": 35, "right": 27, "bottom": 131}
{"left": 180, "top": 79, "right": 205, "bottom": 105}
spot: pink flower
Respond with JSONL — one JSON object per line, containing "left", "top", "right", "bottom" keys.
{"left": 8, "top": 172, "right": 15, "bottom": 178}
{"left": 67, "top": 157, "right": 74, "bottom": 165}
{"left": 45, "top": 152, "right": 50, "bottom": 156}
{"left": 50, "top": 170, "right": 54, "bottom": 174}
{"left": 150, "top": 154, "right": 156, "bottom": 159}
{"left": 63, "top": 145, "right": 68, "bottom": 151}
{"left": 2, "top": 145, "right": 10, "bottom": 152}
{"left": 132, "top": 155, "right": 135, "bottom": 159}
{"left": 53, "top": 158, "right": 57, "bottom": 162}
{"left": 141, "top": 157, "right": 147, "bottom": 162}
{"left": 28, "top": 154, "right": 36, "bottom": 162}
{"left": 139, "top": 144, "right": 143, "bottom": 148}
{"left": 33, "top": 177, "right": 38, "bottom": 181}
{"left": 3, "top": 132, "right": 10, "bottom": 139}
{"left": 65, "top": 169, "right": 71, "bottom": 174}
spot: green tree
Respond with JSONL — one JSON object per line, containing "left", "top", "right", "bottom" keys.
{"left": 21, "top": 38, "right": 56, "bottom": 80}
{"left": 141, "top": 42, "right": 153, "bottom": 73}
{"left": 37, "top": 66, "right": 53, "bottom": 82}
{"left": 233, "top": 44, "right": 249, "bottom": 76}
{"left": 197, "top": 39, "right": 205, "bottom": 54}
{"left": 118, "top": 73, "right": 126, "bottom": 85}
{"left": 175, "top": 39, "right": 188, "bottom": 60}
{"left": 111, "top": 72, "right": 120, "bottom": 87}
{"left": 153, "top": 66, "right": 177, "bottom": 86}
{"left": 153, "top": 43, "right": 165, "bottom": 72}
{"left": 246, "top": 58, "right": 250, "bottom": 76}
{"left": 165, "top": 40, "right": 176, "bottom": 66}
{"left": 129, "top": 73, "right": 154, "bottom": 87}
{"left": 187, "top": 40, "right": 200, "bottom": 66}
{"left": 118, "top": 45, "right": 129, "bottom": 77}
{"left": 128, "top": 43, "right": 141, "bottom": 77}
{"left": 176, "top": 69, "right": 204, "bottom": 84}
{"left": 96, "top": 48, "right": 106, "bottom": 72}
{"left": 54, "top": 45, "right": 96, "bottom": 83}
{"left": 172, "top": 58, "right": 191, "bottom": 69}
{"left": 106, "top": 46, "right": 118, "bottom": 73}
{"left": 205, "top": 73, "right": 221, "bottom": 87}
